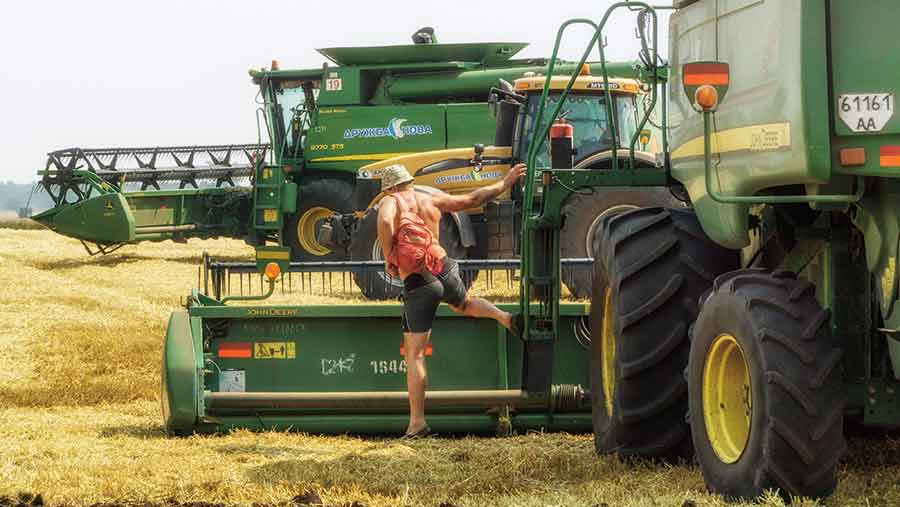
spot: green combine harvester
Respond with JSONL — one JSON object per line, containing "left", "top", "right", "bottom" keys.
{"left": 161, "top": 0, "right": 899, "bottom": 500}
{"left": 30, "top": 31, "right": 656, "bottom": 253}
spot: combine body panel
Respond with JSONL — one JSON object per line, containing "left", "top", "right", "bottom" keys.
{"left": 669, "top": 0, "right": 900, "bottom": 392}
{"left": 302, "top": 103, "right": 495, "bottom": 173}
{"left": 162, "top": 298, "right": 591, "bottom": 434}
{"left": 668, "top": 1, "right": 831, "bottom": 248}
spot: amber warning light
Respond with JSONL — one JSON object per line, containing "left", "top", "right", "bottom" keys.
{"left": 682, "top": 61, "right": 730, "bottom": 112}
{"left": 264, "top": 262, "right": 281, "bottom": 281}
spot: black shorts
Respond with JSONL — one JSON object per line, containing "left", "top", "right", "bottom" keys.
{"left": 401, "top": 257, "right": 467, "bottom": 333}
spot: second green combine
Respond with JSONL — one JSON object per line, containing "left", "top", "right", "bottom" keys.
{"left": 32, "top": 28, "right": 673, "bottom": 298}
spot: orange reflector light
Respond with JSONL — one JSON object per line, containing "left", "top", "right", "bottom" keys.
{"left": 218, "top": 342, "right": 252, "bottom": 359}
{"left": 264, "top": 262, "right": 281, "bottom": 281}
{"left": 683, "top": 62, "right": 730, "bottom": 86}
{"left": 880, "top": 146, "right": 900, "bottom": 167}
{"left": 695, "top": 85, "right": 719, "bottom": 110}
{"left": 400, "top": 343, "right": 433, "bottom": 356}
{"left": 579, "top": 63, "right": 591, "bottom": 76}
{"left": 840, "top": 148, "right": 866, "bottom": 167}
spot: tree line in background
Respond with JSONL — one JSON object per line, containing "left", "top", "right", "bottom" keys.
{"left": 0, "top": 181, "right": 53, "bottom": 214}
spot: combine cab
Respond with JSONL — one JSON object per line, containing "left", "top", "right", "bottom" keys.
{"left": 336, "top": 69, "right": 678, "bottom": 299}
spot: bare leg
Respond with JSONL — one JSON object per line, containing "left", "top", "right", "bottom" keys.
{"left": 448, "top": 297, "right": 513, "bottom": 330}
{"left": 404, "top": 330, "right": 431, "bottom": 435}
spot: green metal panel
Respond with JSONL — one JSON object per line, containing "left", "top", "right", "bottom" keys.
{"left": 125, "top": 188, "right": 246, "bottom": 227}
{"left": 34, "top": 185, "right": 253, "bottom": 246}
{"left": 162, "top": 310, "right": 199, "bottom": 434}
{"left": 801, "top": 0, "right": 832, "bottom": 180}
{"left": 306, "top": 105, "right": 448, "bottom": 165}
{"left": 317, "top": 67, "right": 363, "bottom": 106}
{"left": 446, "top": 103, "right": 497, "bottom": 147}
{"left": 170, "top": 302, "right": 591, "bottom": 433}
{"left": 829, "top": 0, "right": 900, "bottom": 178}
{"left": 668, "top": 0, "right": 831, "bottom": 249}
{"left": 317, "top": 42, "right": 529, "bottom": 66}
{"left": 830, "top": 0, "right": 900, "bottom": 137}
{"left": 251, "top": 165, "right": 286, "bottom": 233}
{"left": 379, "top": 62, "right": 642, "bottom": 103}
{"left": 42, "top": 192, "right": 135, "bottom": 244}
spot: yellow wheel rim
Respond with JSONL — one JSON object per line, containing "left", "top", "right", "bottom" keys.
{"left": 702, "top": 334, "right": 752, "bottom": 464}
{"left": 296, "top": 206, "right": 334, "bottom": 256}
{"left": 601, "top": 286, "right": 617, "bottom": 417}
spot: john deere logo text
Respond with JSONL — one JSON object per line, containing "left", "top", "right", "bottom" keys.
{"left": 245, "top": 308, "right": 299, "bottom": 317}
{"left": 343, "top": 118, "right": 433, "bottom": 140}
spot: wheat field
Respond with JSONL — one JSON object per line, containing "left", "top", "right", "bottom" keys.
{"left": 1, "top": 229, "right": 900, "bottom": 507}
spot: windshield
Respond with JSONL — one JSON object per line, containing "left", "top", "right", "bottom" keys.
{"left": 520, "top": 92, "right": 639, "bottom": 168}
{"left": 271, "top": 81, "right": 318, "bottom": 158}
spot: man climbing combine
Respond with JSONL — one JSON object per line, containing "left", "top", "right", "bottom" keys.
{"left": 376, "top": 163, "right": 526, "bottom": 438}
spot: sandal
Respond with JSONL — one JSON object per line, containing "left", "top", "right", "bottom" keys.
{"left": 402, "top": 425, "right": 433, "bottom": 439}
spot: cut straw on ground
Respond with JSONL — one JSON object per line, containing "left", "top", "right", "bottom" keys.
{"left": 0, "top": 230, "right": 898, "bottom": 507}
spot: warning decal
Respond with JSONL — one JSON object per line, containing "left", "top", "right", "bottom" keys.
{"left": 254, "top": 342, "right": 296, "bottom": 359}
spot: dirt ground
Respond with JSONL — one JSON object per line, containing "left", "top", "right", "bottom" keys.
{"left": 2, "top": 230, "right": 900, "bottom": 507}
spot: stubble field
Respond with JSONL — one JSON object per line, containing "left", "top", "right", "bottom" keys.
{"left": 2, "top": 229, "right": 900, "bottom": 507}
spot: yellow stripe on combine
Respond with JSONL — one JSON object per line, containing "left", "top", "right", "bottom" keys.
{"left": 257, "top": 250, "right": 291, "bottom": 260}
{"left": 309, "top": 152, "right": 417, "bottom": 162}
{"left": 671, "top": 122, "right": 792, "bottom": 160}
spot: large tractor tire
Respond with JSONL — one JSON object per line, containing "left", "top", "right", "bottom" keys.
{"left": 590, "top": 207, "right": 739, "bottom": 459}
{"left": 283, "top": 179, "right": 354, "bottom": 261}
{"left": 349, "top": 210, "right": 473, "bottom": 300}
{"left": 562, "top": 188, "right": 685, "bottom": 299}
{"left": 688, "top": 269, "right": 844, "bottom": 500}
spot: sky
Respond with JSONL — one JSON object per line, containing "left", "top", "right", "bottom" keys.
{"left": 0, "top": 0, "right": 671, "bottom": 183}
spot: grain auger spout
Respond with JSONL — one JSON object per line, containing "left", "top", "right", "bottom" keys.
{"left": 31, "top": 144, "right": 267, "bottom": 253}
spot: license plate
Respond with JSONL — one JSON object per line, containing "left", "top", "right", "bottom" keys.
{"left": 838, "top": 93, "right": 894, "bottom": 133}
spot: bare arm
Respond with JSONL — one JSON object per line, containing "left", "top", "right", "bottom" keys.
{"left": 376, "top": 197, "right": 399, "bottom": 276}
{"left": 431, "top": 163, "right": 528, "bottom": 213}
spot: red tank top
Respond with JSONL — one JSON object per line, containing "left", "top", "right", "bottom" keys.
{"left": 387, "top": 194, "right": 443, "bottom": 275}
